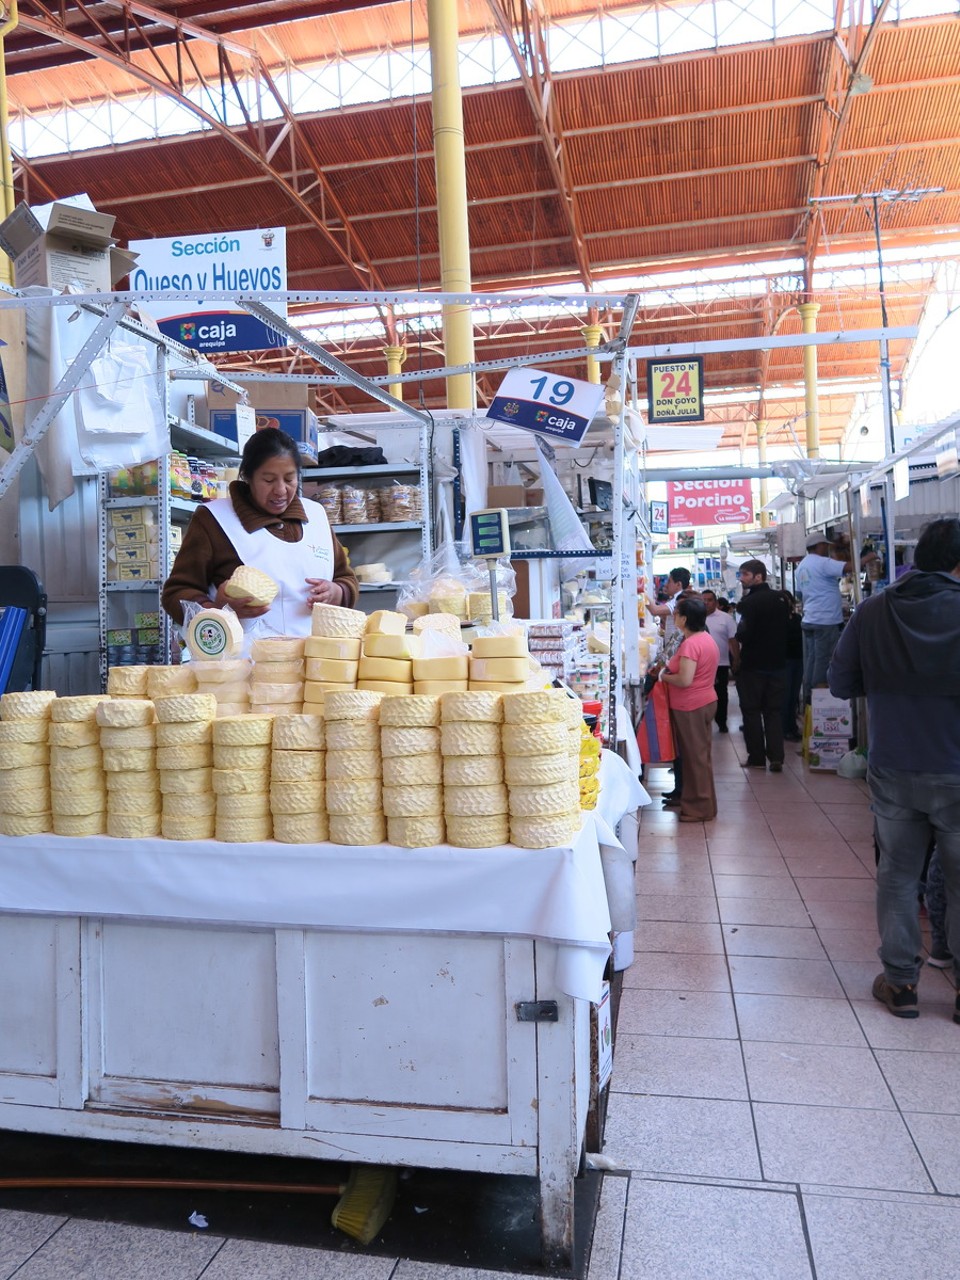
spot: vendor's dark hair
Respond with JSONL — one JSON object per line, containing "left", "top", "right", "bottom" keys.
{"left": 914, "top": 518, "right": 960, "bottom": 573}
{"left": 676, "top": 596, "right": 707, "bottom": 632}
{"left": 739, "top": 559, "right": 767, "bottom": 580}
{"left": 668, "top": 566, "right": 691, "bottom": 589}
{"left": 239, "top": 427, "right": 301, "bottom": 482}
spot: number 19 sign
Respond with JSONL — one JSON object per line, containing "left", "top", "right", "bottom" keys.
{"left": 647, "top": 357, "right": 704, "bottom": 423}
{"left": 485, "top": 367, "right": 607, "bottom": 446}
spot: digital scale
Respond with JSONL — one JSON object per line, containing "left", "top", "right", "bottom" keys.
{"left": 469, "top": 508, "right": 511, "bottom": 622}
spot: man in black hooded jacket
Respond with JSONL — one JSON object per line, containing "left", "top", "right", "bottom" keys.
{"left": 828, "top": 517, "right": 960, "bottom": 1022}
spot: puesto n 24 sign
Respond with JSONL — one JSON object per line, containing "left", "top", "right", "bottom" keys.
{"left": 667, "top": 478, "right": 753, "bottom": 528}
{"left": 647, "top": 357, "right": 704, "bottom": 422}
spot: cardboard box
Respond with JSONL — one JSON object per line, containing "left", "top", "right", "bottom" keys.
{"left": 810, "top": 689, "right": 852, "bottom": 738}
{"left": 0, "top": 198, "right": 138, "bottom": 291}
{"left": 106, "top": 629, "right": 133, "bottom": 646}
{"left": 807, "top": 736, "right": 848, "bottom": 771}
{"left": 109, "top": 507, "right": 154, "bottom": 529}
{"left": 135, "top": 611, "right": 161, "bottom": 629}
{"left": 209, "top": 408, "right": 319, "bottom": 462}
{"left": 487, "top": 485, "right": 526, "bottom": 508}
{"left": 206, "top": 379, "right": 310, "bottom": 416}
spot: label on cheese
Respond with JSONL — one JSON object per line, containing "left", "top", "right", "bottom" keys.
{"left": 382, "top": 784, "right": 443, "bottom": 818}
{"left": 411, "top": 655, "right": 468, "bottom": 683}
{"left": 357, "top": 680, "right": 414, "bottom": 695}
{"left": 311, "top": 603, "right": 368, "bottom": 639}
{"left": 413, "top": 680, "right": 469, "bottom": 696}
{"left": 439, "top": 721, "right": 501, "bottom": 757}
{"left": 223, "top": 565, "right": 279, "bottom": 608}
{"left": 445, "top": 814, "right": 509, "bottom": 848}
{"left": 387, "top": 815, "right": 446, "bottom": 848}
{"left": 305, "top": 656, "right": 359, "bottom": 684}
{"left": 468, "top": 657, "right": 529, "bottom": 683}
{"left": 358, "top": 655, "right": 413, "bottom": 683}
{"left": 365, "top": 609, "right": 407, "bottom": 637}
{"left": 443, "top": 783, "right": 508, "bottom": 817}
{"left": 185, "top": 608, "right": 245, "bottom": 660}
{"left": 471, "top": 634, "right": 528, "bottom": 660}
{"left": 383, "top": 753, "right": 442, "bottom": 786}
{"left": 272, "top": 714, "right": 324, "bottom": 750}
{"left": 380, "top": 726, "right": 440, "bottom": 758}
{"left": 443, "top": 754, "right": 503, "bottom": 787}
{"left": 328, "top": 812, "right": 386, "bottom": 845}
{"left": 363, "top": 633, "right": 420, "bottom": 660}
{"left": 304, "top": 635, "right": 362, "bottom": 661}
{"left": 325, "top": 750, "right": 382, "bottom": 781}
{"left": 440, "top": 691, "right": 504, "bottom": 724}
{"left": 324, "top": 719, "right": 379, "bottom": 751}
{"left": 378, "top": 694, "right": 441, "bottom": 728}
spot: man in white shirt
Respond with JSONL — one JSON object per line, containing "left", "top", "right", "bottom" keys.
{"left": 795, "top": 533, "right": 876, "bottom": 702}
{"left": 645, "top": 567, "right": 690, "bottom": 644}
{"left": 702, "top": 589, "right": 739, "bottom": 732}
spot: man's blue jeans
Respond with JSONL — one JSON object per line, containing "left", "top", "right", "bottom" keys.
{"left": 870, "top": 765, "right": 960, "bottom": 988}
{"left": 802, "top": 623, "right": 841, "bottom": 704}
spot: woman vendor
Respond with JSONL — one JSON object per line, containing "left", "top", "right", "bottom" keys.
{"left": 658, "top": 595, "right": 719, "bottom": 823}
{"left": 161, "top": 427, "right": 358, "bottom": 640}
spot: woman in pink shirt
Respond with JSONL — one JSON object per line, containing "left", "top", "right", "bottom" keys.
{"left": 659, "top": 596, "right": 719, "bottom": 822}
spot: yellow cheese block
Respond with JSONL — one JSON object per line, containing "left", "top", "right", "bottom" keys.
{"left": 305, "top": 657, "right": 359, "bottom": 684}
{"left": 215, "top": 702, "right": 251, "bottom": 717}
{"left": 439, "top": 721, "right": 501, "bottom": 757}
{"left": 156, "top": 744, "right": 212, "bottom": 771}
{"left": 160, "top": 767, "right": 213, "bottom": 794}
{"left": 501, "top": 722, "right": 569, "bottom": 757}
{"left": 210, "top": 681, "right": 251, "bottom": 703}
{"left": 101, "top": 747, "right": 155, "bottom": 773}
{"left": 0, "top": 690, "right": 57, "bottom": 721}
{"left": 411, "top": 655, "right": 468, "bottom": 683}
{"left": 162, "top": 816, "right": 216, "bottom": 841}
{"left": 217, "top": 792, "right": 272, "bottom": 821}
{"left": 358, "top": 655, "right": 413, "bottom": 683}
{"left": 304, "top": 680, "right": 353, "bottom": 703}
{"left": 2, "top": 742, "right": 49, "bottom": 768}
{"left": 48, "top": 721, "right": 98, "bottom": 747}
{"left": 328, "top": 812, "right": 386, "bottom": 845}
{"left": 223, "top": 564, "right": 279, "bottom": 608}
{"left": 213, "top": 715, "right": 274, "bottom": 746}
{"left": 382, "top": 753, "right": 442, "bottom": 786}
{"left": 509, "top": 812, "right": 581, "bottom": 849}
{"left": 467, "top": 680, "right": 526, "bottom": 693}
{"left": 250, "top": 659, "right": 304, "bottom": 683}
{"left": 325, "top": 750, "right": 382, "bottom": 781}
{"left": 250, "top": 635, "right": 306, "bottom": 662}
{"left": 53, "top": 812, "right": 104, "bottom": 837}
{"left": 439, "top": 691, "right": 503, "bottom": 723}
{"left": 508, "top": 780, "right": 581, "bottom": 817}
{"left": 378, "top": 694, "right": 441, "bottom": 728}
{"left": 154, "top": 693, "right": 218, "bottom": 724}
{"left": 363, "top": 633, "right": 420, "bottom": 660}
{"left": 270, "top": 780, "right": 325, "bottom": 815}
{"left": 504, "top": 753, "right": 576, "bottom": 786}
{"left": 2, "top": 812, "right": 53, "bottom": 836}
{"left": 50, "top": 743, "right": 100, "bottom": 770}
{"left": 273, "top": 813, "right": 328, "bottom": 844}
{"left": 211, "top": 767, "right": 265, "bottom": 795}
{"left": 248, "top": 683, "right": 302, "bottom": 706}
{"left": 357, "top": 680, "right": 414, "bottom": 695}
{"left": 147, "top": 666, "right": 197, "bottom": 698}
{"left": 107, "top": 813, "right": 162, "bottom": 839}
{"left": 99, "top": 726, "right": 156, "bottom": 750}
{"left": 192, "top": 659, "right": 252, "bottom": 685}
{"left": 470, "top": 634, "right": 528, "bottom": 659}
{"left": 413, "top": 680, "right": 469, "bottom": 696}
{"left": 0, "top": 719, "right": 50, "bottom": 744}
{"left": 162, "top": 793, "right": 216, "bottom": 818}
{"left": 270, "top": 751, "right": 324, "bottom": 783}
{"left": 414, "top": 612, "right": 462, "bottom": 635}
{"left": 96, "top": 699, "right": 155, "bottom": 729}
{"left": 304, "top": 635, "right": 362, "bottom": 661}
{"left": 468, "top": 656, "right": 529, "bottom": 683}
{"left": 387, "top": 815, "right": 445, "bottom": 848}
{"left": 50, "top": 788, "right": 107, "bottom": 816}
{"left": 325, "top": 778, "right": 382, "bottom": 815}
{"left": 108, "top": 790, "right": 161, "bottom": 817}
{"left": 323, "top": 691, "right": 383, "bottom": 721}
{"left": 0, "top": 787, "right": 50, "bottom": 816}
{"left": 49, "top": 696, "right": 108, "bottom": 724}
{"left": 215, "top": 818, "right": 273, "bottom": 843}
{"left": 213, "top": 743, "right": 271, "bottom": 771}
{"left": 106, "top": 666, "right": 151, "bottom": 697}
{"left": 382, "top": 784, "right": 443, "bottom": 818}
{"left": 444, "top": 783, "right": 508, "bottom": 817}
{"left": 443, "top": 754, "right": 503, "bottom": 787}
{"left": 445, "top": 814, "right": 509, "bottom": 848}
{"left": 380, "top": 726, "right": 440, "bottom": 758}
{"left": 325, "top": 719, "right": 379, "bottom": 751}
{"left": 272, "top": 715, "right": 324, "bottom": 751}
{"left": 365, "top": 609, "right": 407, "bottom": 637}
{"left": 105, "top": 767, "right": 156, "bottom": 792}
{"left": 502, "top": 689, "right": 571, "bottom": 724}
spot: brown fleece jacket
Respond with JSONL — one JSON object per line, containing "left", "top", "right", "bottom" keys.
{"left": 161, "top": 482, "right": 358, "bottom": 625}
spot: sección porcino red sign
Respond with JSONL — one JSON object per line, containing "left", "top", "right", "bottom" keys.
{"left": 666, "top": 478, "right": 754, "bottom": 527}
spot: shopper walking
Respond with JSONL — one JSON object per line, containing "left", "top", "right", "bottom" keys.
{"left": 796, "top": 533, "right": 876, "bottom": 703}
{"left": 702, "top": 589, "right": 739, "bottom": 733}
{"left": 828, "top": 516, "right": 960, "bottom": 1021}
{"left": 735, "top": 560, "right": 790, "bottom": 772}
{"left": 781, "top": 591, "right": 804, "bottom": 742}
{"left": 659, "top": 596, "right": 719, "bottom": 822}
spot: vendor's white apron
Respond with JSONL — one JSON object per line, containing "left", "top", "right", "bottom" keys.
{"left": 206, "top": 497, "right": 334, "bottom": 642}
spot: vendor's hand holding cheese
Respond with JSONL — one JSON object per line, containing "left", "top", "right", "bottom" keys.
{"left": 161, "top": 427, "right": 358, "bottom": 639}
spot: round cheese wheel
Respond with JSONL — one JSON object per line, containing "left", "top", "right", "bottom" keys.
{"left": 248, "top": 683, "right": 302, "bottom": 705}
{"left": 471, "top": 633, "right": 528, "bottom": 660}
{"left": 328, "top": 812, "right": 386, "bottom": 845}
{"left": 217, "top": 792, "right": 271, "bottom": 820}
{"left": 0, "top": 719, "right": 51, "bottom": 745}
{"left": 444, "top": 783, "right": 508, "bottom": 817}
{"left": 51, "top": 788, "right": 107, "bottom": 816}
{"left": 357, "top": 680, "right": 414, "bottom": 695}
{"left": 49, "top": 743, "right": 100, "bottom": 771}
{"left": 48, "top": 721, "right": 98, "bottom": 747}
{"left": 413, "top": 680, "right": 469, "bottom": 696}
{"left": 440, "top": 691, "right": 504, "bottom": 724}
{"left": 104, "top": 767, "right": 158, "bottom": 792}
{"left": 212, "top": 743, "right": 271, "bottom": 771}
{"left": 324, "top": 720, "right": 379, "bottom": 752}
{"left": 215, "top": 702, "right": 250, "bottom": 717}
{"left": 162, "top": 792, "right": 216, "bottom": 818}
{"left": 387, "top": 816, "right": 446, "bottom": 848}
{"left": 147, "top": 666, "right": 197, "bottom": 698}
{"left": 325, "top": 778, "right": 381, "bottom": 815}
{"left": 159, "top": 767, "right": 213, "bottom": 794}
{"left": 509, "top": 812, "right": 582, "bottom": 849}
{"left": 413, "top": 613, "right": 462, "bottom": 636}
{"left": 305, "top": 656, "right": 359, "bottom": 684}
{"left": 382, "top": 784, "right": 442, "bottom": 818}
{"left": 272, "top": 812, "right": 329, "bottom": 844}
{"left": 101, "top": 746, "right": 155, "bottom": 773}
{"left": 53, "top": 812, "right": 104, "bottom": 837}
{"left": 50, "top": 769, "right": 103, "bottom": 796}
{"left": 0, "top": 765, "right": 49, "bottom": 796}
{"left": 154, "top": 694, "right": 218, "bottom": 724}
{"left": 162, "top": 816, "right": 216, "bottom": 841}
{"left": 210, "top": 682, "right": 251, "bottom": 703}
{"left": 380, "top": 726, "right": 440, "bottom": 758}
{"left": 325, "top": 750, "right": 382, "bottom": 781}
{"left": 108, "top": 790, "right": 161, "bottom": 817}
{"left": 156, "top": 720, "right": 213, "bottom": 748}
{"left": 270, "top": 780, "right": 325, "bottom": 815}
{"left": 211, "top": 767, "right": 265, "bottom": 796}
{"left": 1, "top": 742, "right": 49, "bottom": 768}
{"left": 214, "top": 818, "right": 273, "bottom": 843}
{"left": 310, "top": 603, "right": 368, "bottom": 639}
{"left": 107, "top": 813, "right": 162, "bottom": 839}
{"left": 324, "top": 691, "right": 384, "bottom": 721}
{"left": 192, "top": 659, "right": 252, "bottom": 685}
{"left": 501, "top": 722, "right": 568, "bottom": 757}
{"left": 156, "top": 744, "right": 212, "bottom": 772}
{"left": 0, "top": 690, "right": 58, "bottom": 721}
{"left": 272, "top": 715, "right": 324, "bottom": 751}
{"left": 383, "top": 753, "right": 442, "bottom": 787}
{"left": 251, "top": 659, "right": 304, "bottom": 683}
{"left": 223, "top": 565, "right": 279, "bottom": 608}
{"left": 442, "top": 754, "right": 503, "bottom": 787}
{"left": 502, "top": 690, "right": 571, "bottom": 724}
{"left": 440, "top": 722, "right": 501, "bottom": 757}
{"left": 213, "top": 716, "right": 274, "bottom": 746}
{"left": 444, "top": 814, "right": 509, "bottom": 848}
{"left": 304, "top": 635, "right": 362, "bottom": 661}
{"left": 106, "top": 666, "right": 151, "bottom": 697}
{"left": 1, "top": 811, "right": 52, "bottom": 835}
{"left": 99, "top": 725, "right": 156, "bottom": 750}
{"left": 378, "top": 694, "right": 441, "bottom": 728}
{"left": 49, "top": 696, "right": 108, "bottom": 724}
{"left": 184, "top": 608, "right": 245, "bottom": 661}
{"left": 270, "top": 751, "right": 324, "bottom": 783}
{"left": 508, "top": 780, "right": 581, "bottom": 817}
{"left": 504, "top": 753, "right": 576, "bottom": 786}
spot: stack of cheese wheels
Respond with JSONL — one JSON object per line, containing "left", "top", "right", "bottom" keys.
{"left": 503, "top": 690, "right": 582, "bottom": 849}
{"left": 147, "top": 664, "right": 197, "bottom": 702}
{"left": 49, "top": 695, "right": 111, "bottom": 837}
{"left": 106, "top": 666, "right": 151, "bottom": 699}
{"left": 192, "top": 658, "right": 252, "bottom": 718}
{"left": 154, "top": 692, "right": 215, "bottom": 840}
{"left": 324, "top": 690, "right": 385, "bottom": 844}
{"left": 379, "top": 694, "right": 444, "bottom": 847}
{"left": 96, "top": 697, "right": 160, "bottom": 839}
{"left": 213, "top": 713, "right": 273, "bottom": 842}
{"left": 411, "top": 613, "right": 468, "bottom": 695}
{"left": 304, "top": 603, "right": 368, "bottom": 709}
{"left": 270, "top": 713, "right": 326, "bottom": 843}
{"left": 249, "top": 636, "right": 305, "bottom": 715}
{"left": 468, "top": 630, "right": 532, "bottom": 694}
{"left": 439, "top": 691, "right": 508, "bottom": 848}
{"left": 0, "top": 690, "right": 57, "bottom": 836}
{"left": 358, "top": 610, "right": 415, "bottom": 694}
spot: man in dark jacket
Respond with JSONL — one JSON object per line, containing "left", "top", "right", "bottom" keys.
{"left": 735, "top": 559, "right": 791, "bottom": 772}
{"left": 828, "top": 517, "right": 960, "bottom": 1022}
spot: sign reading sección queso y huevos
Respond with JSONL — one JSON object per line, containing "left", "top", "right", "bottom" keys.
{"left": 485, "top": 366, "right": 607, "bottom": 446}
{"left": 667, "top": 478, "right": 753, "bottom": 528}
{"left": 128, "top": 228, "right": 287, "bottom": 354}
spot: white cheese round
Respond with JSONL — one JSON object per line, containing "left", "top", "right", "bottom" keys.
{"left": 387, "top": 815, "right": 446, "bottom": 848}
{"left": 442, "top": 754, "right": 503, "bottom": 787}
{"left": 383, "top": 753, "right": 443, "bottom": 787}
{"left": 184, "top": 608, "right": 245, "bottom": 661}
{"left": 271, "top": 714, "right": 324, "bottom": 750}
{"left": 439, "top": 691, "right": 504, "bottom": 724}
{"left": 440, "top": 721, "right": 501, "bottom": 757}
{"left": 325, "top": 750, "right": 382, "bottom": 781}
{"left": 272, "top": 812, "right": 329, "bottom": 844}
{"left": 444, "top": 814, "right": 509, "bottom": 848}
{"left": 443, "top": 783, "right": 508, "bottom": 817}
{"left": 328, "top": 812, "right": 386, "bottom": 845}
{"left": 382, "top": 784, "right": 443, "bottom": 818}
{"left": 380, "top": 726, "right": 440, "bottom": 758}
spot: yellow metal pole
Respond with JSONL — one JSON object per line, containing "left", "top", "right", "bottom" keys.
{"left": 581, "top": 321, "right": 603, "bottom": 385}
{"left": 798, "top": 301, "right": 820, "bottom": 460}
{"left": 757, "top": 419, "right": 770, "bottom": 528}
{"left": 0, "top": 0, "right": 20, "bottom": 287}
{"left": 383, "top": 344, "right": 406, "bottom": 403}
{"left": 426, "top": 0, "right": 475, "bottom": 410}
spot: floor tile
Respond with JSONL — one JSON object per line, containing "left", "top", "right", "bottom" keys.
{"left": 707, "top": 837, "right": 782, "bottom": 856}
{"left": 634, "top": 921, "right": 725, "bottom": 955}
{"left": 612, "top": 1034, "right": 748, "bottom": 1100}
{"left": 708, "top": 854, "right": 789, "bottom": 877}
{"left": 635, "top": 894, "right": 719, "bottom": 924}
{"left": 620, "top": 953, "right": 732, "bottom": 993}
{"left": 619, "top": 1180, "right": 812, "bottom": 1280}
{"left": 816, "top": 928, "right": 881, "bottom": 962}
{"left": 203, "top": 1241, "right": 396, "bottom": 1278}
{"left": 735, "top": 993, "right": 867, "bottom": 1047}
{"left": 712, "top": 875, "right": 802, "bottom": 902}
{"left": 728, "top": 956, "right": 844, "bottom": 998}
{"left": 0, "top": 1211, "right": 67, "bottom": 1279}
{"left": 804, "top": 900, "right": 878, "bottom": 931}
{"left": 603, "top": 1094, "right": 761, "bottom": 1180}
{"left": 743, "top": 1041, "right": 894, "bottom": 1108}
{"left": 10, "top": 1219, "right": 223, "bottom": 1280}
{"left": 874, "top": 1048, "right": 960, "bottom": 1114}
{"left": 803, "top": 1191, "right": 960, "bottom": 1279}
{"left": 615, "top": 988, "right": 738, "bottom": 1039}
{"left": 634, "top": 849, "right": 712, "bottom": 873}
{"left": 903, "top": 1112, "right": 960, "bottom": 1194}
{"left": 585, "top": 1174, "right": 628, "bottom": 1280}
{"left": 832, "top": 959, "right": 883, "bottom": 1000}
{"left": 717, "top": 897, "right": 812, "bottom": 927}
{"left": 723, "top": 924, "right": 825, "bottom": 960}
{"left": 754, "top": 1103, "right": 933, "bottom": 1192}
{"left": 852, "top": 997, "right": 960, "bottom": 1050}
{"left": 633, "top": 871, "right": 716, "bottom": 897}
{"left": 780, "top": 852, "right": 871, "bottom": 878}
{"left": 794, "top": 877, "right": 875, "bottom": 902}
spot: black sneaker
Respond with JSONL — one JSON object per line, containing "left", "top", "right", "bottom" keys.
{"left": 717, "top": 725, "right": 729, "bottom": 734}
{"left": 872, "top": 973, "right": 919, "bottom": 1018}
{"left": 927, "top": 947, "right": 954, "bottom": 969}
{"left": 769, "top": 762, "right": 783, "bottom": 773}
{"left": 954, "top": 992, "right": 960, "bottom": 1026}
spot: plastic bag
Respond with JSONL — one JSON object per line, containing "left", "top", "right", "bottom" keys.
{"left": 837, "top": 749, "right": 868, "bottom": 779}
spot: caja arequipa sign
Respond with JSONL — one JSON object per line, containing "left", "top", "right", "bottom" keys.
{"left": 666, "top": 478, "right": 753, "bottom": 528}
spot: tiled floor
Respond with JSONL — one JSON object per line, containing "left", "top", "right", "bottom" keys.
{"left": 3, "top": 720, "right": 959, "bottom": 1278}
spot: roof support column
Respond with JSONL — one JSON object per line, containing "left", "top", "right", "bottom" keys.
{"left": 757, "top": 420, "right": 770, "bottom": 527}
{"left": 581, "top": 319, "right": 603, "bottom": 384}
{"left": 798, "top": 301, "right": 821, "bottom": 459}
{"left": 383, "top": 344, "right": 406, "bottom": 403}
{"left": 427, "top": 0, "right": 475, "bottom": 409}
{"left": 0, "top": 0, "right": 19, "bottom": 284}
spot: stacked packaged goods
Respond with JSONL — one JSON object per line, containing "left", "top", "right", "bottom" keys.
{"left": 411, "top": 614, "right": 469, "bottom": 694}
{"left": 249, "top": 636, "right": 305, "bottom": 716}
{"left": 527, "top": 621, "right": 578, "bottom": 684}
{"left": 468, "top": 629, "right": 533, "bottom": 694}
{"left": 439, "top": 691, "right": 507, "bottom": 848}
{"left": 579, "top": 720, "right": 601, "bottom": 810}
{"left": 379, "top": 694, "right": 445, "bottom": 847}
{"left": 0, "top": 690, "right": 57, "bottom": 836}
{"left": 97, "top": 697, "right": 160, "bottom": 839}
{"left": 502, "top": 691, "right": 582, "bottom": 849}
{"left": 192, "top": 658, "right": 253, "bottom": 717}
{"left": 304, "top": 603, "right": 368, "bottom": 708}
{"left": 323, "top": 691, "right": 385, "bottom": 844}
{"left": 358, "top": 610, "right": 416, "bottom": 694}
{"left": 269, "top": 713, "right": 326, "bottom": 843}
{"left": 211, "top": 712, "right": 273, "bottom": 843}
